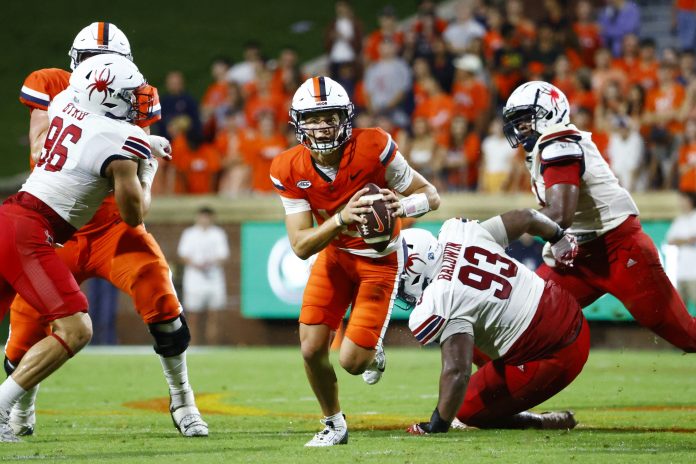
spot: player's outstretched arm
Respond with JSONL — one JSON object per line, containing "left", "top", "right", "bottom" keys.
{"left": 29, "top": 109, "right": 50, "bottom": 163}
{"left": 385, "top": 171, "right": 440, "bottom": 218}
{"left": 407, "top": 333, "right": 474, "bottom": 435}
{"left": 538, "top": 183, "right": 579, "bottom": 229}
{"left": 285, "top": 188, "right": 372, "bottom": 260}
{"left": 108, "top": 159, "right": 145, "bottom": 227}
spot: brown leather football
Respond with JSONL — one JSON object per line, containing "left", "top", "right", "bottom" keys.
{"left": 357, "top": 183, "right": 394, "bottom": 252}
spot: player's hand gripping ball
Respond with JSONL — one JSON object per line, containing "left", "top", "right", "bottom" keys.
{"left": 357, "top": 183, "right": 394, "bottom": 252}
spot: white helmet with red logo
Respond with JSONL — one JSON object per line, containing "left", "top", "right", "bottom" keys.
{"left": 289, "top": 76, "right": 355, "bottom": 154}
{"left": 69, "top": 22, "right": 133, "bottom": 70}
{"left": 69, "top": 54, "right": 151, "bottom": 122}
{"left": 502, "top": 81, "right": 570, "bottom": 152}
{"left": 397, "top": 228, "right": 442, "bottom": 311}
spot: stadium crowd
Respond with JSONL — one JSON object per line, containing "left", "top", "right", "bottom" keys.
{"left": 151, "top": 0, "right": 696, "bottom": 197}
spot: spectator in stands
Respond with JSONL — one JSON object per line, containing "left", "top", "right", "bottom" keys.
{"left": 87, "top": 279, "right": 119, "bottom": 345}
{"left": 491, "top": 25, "right": 525, "bottom": 103}
{"left": 598, "top": 0, "right": 640, "bottom": 57}
{"left": 226, "top": 41, "right": 263, "bottom": 85}
{"left": 552, "top": 55, "right": 577, "bottom": 104}
{"left": 678, "top": 119, "right": 696, "bottom": 193}
{"left": 626, "top": 83, "right": 646, "bottom": 127}
{"left": 201, "top": 57, "right": 232, "bottom": 132}
{"left": 364, "top": 5, "right": 404, "bottom": 63}
{"left": 325, "top": 1, "right": 363, "bottom": 78}
{"left": 524, "top": 22, "right": 562, "bottom": 79}
{"left": 482, "top": 7, "right": 505, "bottom": 62}
{"left": 644, "top": 64, "right": 686, "bottom": 189}
{"left": 573, "top": 0, "right": 602, "bottom": 68}
{"left": 245, "top": 68, "right": 288, "bottom": 129}
{"left": 480, "top": 117, "right": 518, "bottom": 193}
{"left": 413, "top": 0, "right": 447, "bottom": 36}
{"left": 178, "top": 207, "right": 230, "bottom": 345}
{"left": 403, "top": 1, "right": 443, "bottom": 62}
{"left": 506, "top": 234, "right": 544, "bottom": 271}
{"left": 632, "top": 38, "right": 659, "bottom": 91}
{"left": 677, "top": 50, "right": 696, "bottom": 85}
{"left": 428, "top": 37, "right": 456, "bottom": 93}
{"left": 364, "top": 39, "right": 412, "bottom": 127}
{"left": 606, "top": 115, "right": 644, "bottom": 192}
{"left": 170, "top": 116, "right": 223, "bottom": 194}
{"left": 666, "top": 192, "right": 696, "bottom": 309}
{"left": 592, "top": 47, "right": 628, "bottom": 95}
{"left": 439, "top": 115, "right": 480, "bottom": 191}
{"left": 159, "top": 71, "right": 201, "bottom": 140}
{"left": 451, "top": 54, "right": 489, "bottom": 134}
{"left": 412, "top": 77, "right": 454, "bottom": 137}
{"left": 271, "top": 47, "right": 303, "bottom": 97}
{"left": 504, "top": 0, "right": 536, "bottom": 43}
{"left": 410, "top": 57, "right": 433, "bottom": 112}
{"left": 673, "top": 0, "right": 696, "bottom": 52}
{"left": 543, "top": 0, "right": 570, "bottom": 44}
{"left": 218, "top": 110, "right": 251, "bottom": 197}
{"left": 403, "top": 116, "right": 443, "bottom": 189}
{"left": 442, "top": 0, "right": 485, "bottom": 56}
{"left": 243, "top": 111, "right": 288, "bottom": 194}
{"left": 612, "top": 33, "right": 640, "bottom": 77}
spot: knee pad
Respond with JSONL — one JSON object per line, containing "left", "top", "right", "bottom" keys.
{"left": 4, "top": 357, "right": 16, "bottom": 376}
{"left": 148, "top": 314, "right": 190, "bottom": 357}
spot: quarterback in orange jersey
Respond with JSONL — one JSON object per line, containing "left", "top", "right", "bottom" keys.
{"left": 7, "top": 22, "right": 208, "bottom": 438}
{"left": 270, "top": 76, "right": 440, "bottom": 446}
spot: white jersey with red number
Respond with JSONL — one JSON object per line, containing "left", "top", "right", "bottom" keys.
{"left": 528, "top": 123, "right": 639, "bottom": 236}
{"left": 20, "top": 89, "right": 151, "bottom": 229}
{"left": 408, "top": 219, "right": 544, "bottom": 360}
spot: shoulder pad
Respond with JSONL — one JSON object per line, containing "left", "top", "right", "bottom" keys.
{"left": 540, "top": 139, "right": 584, "bottom": 164}
{"left": 538, "top": 127, "right": 582, "bottom": 151}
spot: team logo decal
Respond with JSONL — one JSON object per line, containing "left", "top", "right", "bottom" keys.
{"left": 296, "top": 180, "right": 312, "bottom": 189}
{"left": 87, "top": 68, "right": 115, "bottom": 104}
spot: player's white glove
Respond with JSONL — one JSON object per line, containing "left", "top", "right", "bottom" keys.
{"left": 542, "top": 234, "right": 578, "bottom": 267}
{"left": 147, "top": 135, "right": 172, "bottom": 161}
{"left": 137, "top": 158, "right": 159, "bottom": 188}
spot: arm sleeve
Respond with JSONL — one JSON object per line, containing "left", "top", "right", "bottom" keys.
{"left": 439, "top": 318, "right": 474, "bottom": 344}
{"left": 385, "top": 151, "right": 415, "bottom": 193}
{"left": 480, "top": 216, "right": 509, "bottom": 248}
{"left": 19, "top": 71, "right": 52, "bottom": 110}
{"left": 542, "top": 160, "right": 583, "bottom": 188}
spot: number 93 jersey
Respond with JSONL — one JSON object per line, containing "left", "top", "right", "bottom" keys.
{"left": 408, "top": 219, "right": 545, "bottom": 360}
{"left": 20, "top": 89, "right": 151, "bottom": 231}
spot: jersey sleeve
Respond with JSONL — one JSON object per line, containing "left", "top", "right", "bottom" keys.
{"left": 542, "top": 161, "right": 582, "bottom": 188}
{"left": 269, "top": 153, "right": 311, "bottom": 215}
{"left": 96, "top": 126, "right": 151, "bottom": 177}
{"left": 385, "top": 152, "right": 415, "bottom": 193}
{"left": 19, "top": 69, "right": 70, "bottom": 111}
{"left": 373, "top": 127, "right": 399, "bottom": 167}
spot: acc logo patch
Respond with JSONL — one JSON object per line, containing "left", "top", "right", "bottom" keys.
{"left": 296, "top": 180, "right": 312, "bottom": 189}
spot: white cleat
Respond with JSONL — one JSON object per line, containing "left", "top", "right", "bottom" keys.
{"left": 0, "top": 411, "right": 20, "bottom": 443}
{"left": 450, "top": 417, "right": 468, "bottom": 430}
{"left": 304, "top": 418, "right": 348, "bottom": 447}
{"left": 9, "top": 405, "right": 35, "bottom": 436}
{"left": 362, "top": 344, "right": 386, "bottom": 385}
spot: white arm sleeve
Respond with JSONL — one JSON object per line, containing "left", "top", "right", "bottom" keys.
{"left": 480, "top": 216, "right": 509, "bottom": 248}
{"left": 385, "top": 151, "right": 415, "bottom": 193}
{"left": 280, "top": 196, "right": 312, "bottom": 215}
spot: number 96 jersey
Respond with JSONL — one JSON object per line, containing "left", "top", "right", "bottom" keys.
{"left": 20, "top": 89, "right": 150, "bottom": 232}
{"left": 408, "top": 219, "right": 545, "bottom": 359}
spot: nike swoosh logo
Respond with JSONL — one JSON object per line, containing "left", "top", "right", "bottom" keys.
{"left": 349, "top": 170, "right": 362, "bottom": 181}
{"left": 373, "top": 208, "right": 385, "bottom": 233}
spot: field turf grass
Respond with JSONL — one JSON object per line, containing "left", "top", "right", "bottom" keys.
{"left": 0, "top": 347, "right": 694, "bottom": 463}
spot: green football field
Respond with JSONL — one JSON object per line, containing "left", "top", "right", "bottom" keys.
{"left": 0, "top": 347, "right": 694, "bottom": 463}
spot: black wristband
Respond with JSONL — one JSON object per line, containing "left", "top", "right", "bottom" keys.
{"left": 550, "top": 225, "right": 565, "bottom": 244}
{"left": 428, "top": 407, "right": 451, "bottom": 433}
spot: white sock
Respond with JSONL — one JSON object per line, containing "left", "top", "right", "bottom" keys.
{"left": 159, "top": 353, "right": 195, "bottom": 409}
{"left": 13, "top": 384, "right": 39, "bottom": 415}
{"left": 326, "top": 411, "right": 346, "bottom": 429}
{"left": 0, "top": 377, "right": 27, "bottom": 414}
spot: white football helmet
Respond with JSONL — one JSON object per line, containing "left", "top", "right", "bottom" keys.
{"left": 69, "top": 22, "right": 133, "bottom": 70}
{"left": 397, "top": 228, "right": 442, "bottom": 311}
{"left": 69, "top": 54, "right": 152, "bottom": 122}
{"left": 502, "top": 81, "right": 570, "bottom": 152}
{"left": 290, "top": 76, "right": 355, "bottom": 154}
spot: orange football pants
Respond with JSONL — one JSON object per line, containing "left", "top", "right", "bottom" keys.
{"left": 300, "top": 243, "right": 404, "bottom": 349}
{"left": 5, "top": 213, "right": 181, "bottom": 364}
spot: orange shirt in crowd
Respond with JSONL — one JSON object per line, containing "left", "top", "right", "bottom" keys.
{"left": 171, "top": 135, "right": 222, "bottom": 194}
{"left": 437, "top": 132, "right": 481, "bottom": 187}
{"left": 676, "top": 0, "right": 696, "bottom": 11}
{"left": 245, "top": 91, "right": 288, "bottom": 128}
{"left": 201, "top": 82, "right": 229, "bottom": 111}
{"left": 412, "top": 81, "right": 428, "bottom": 109}
{"left": 573, "top": 22, "right": 601, "bottom": 67}
{"left": 451, "top": 80, "right": 490, "bottom": 123}
{"left": 629, "top": 60, "right": 659, "bottom": 90}
{"left": 591, "top": 130, "right": 611, "bottom": 163}
{"left": 679, "top": 141, "right": 696, "bottom": 192}
{"left": 364, "top": 31, "right": 404, "bottom": 62}
{"left": 482, "top": 30, "right": 505, "bottom": 62}
{"left": 242, "top": 131, "right": 288, "bottom": 192}
{"left": 412, "top": 93, "right": 455, "bottom": 135}
{"left": 645, "top": 83, "right": 686, "bottom": 134}
{"left": 552, "top": 77, "right": 577, "bottom": 103}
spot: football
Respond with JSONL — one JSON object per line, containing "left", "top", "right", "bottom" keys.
{"left": 357, "top": 183, "right": 394, "bottom": 252}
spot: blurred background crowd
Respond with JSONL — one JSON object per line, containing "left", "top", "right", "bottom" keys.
{"left": 149, "top": 0, "right": 696, "bottom": 198}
